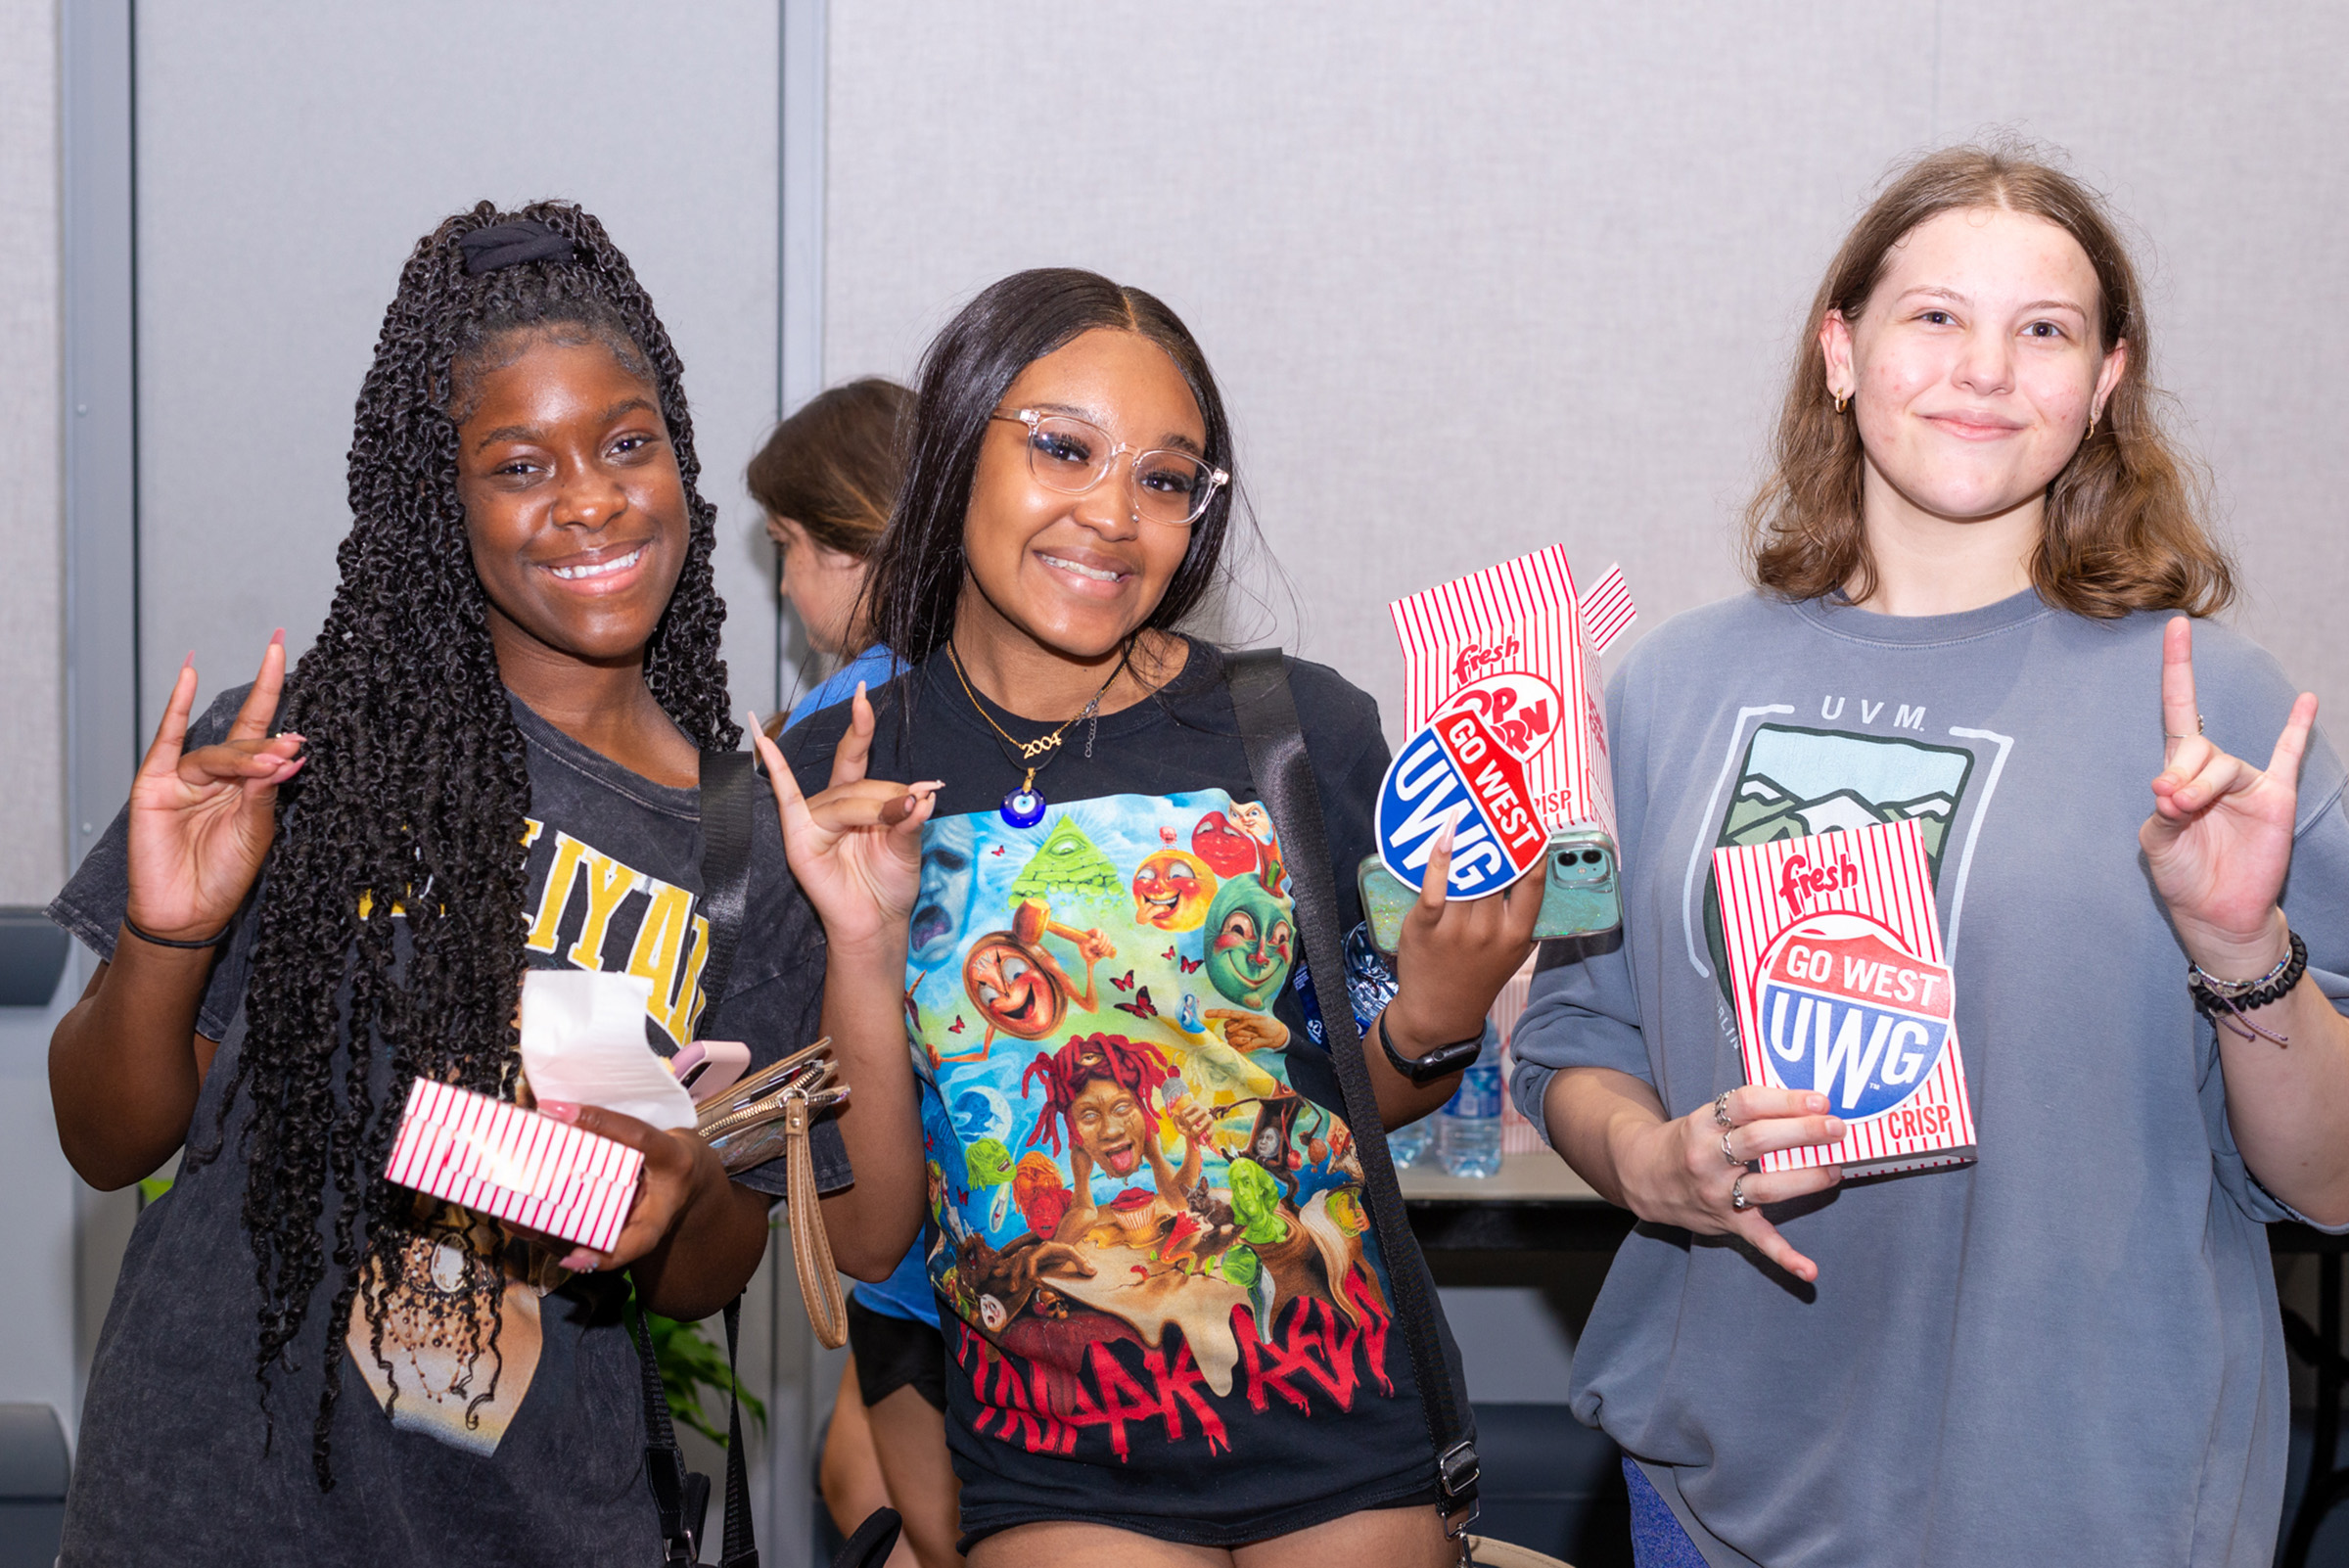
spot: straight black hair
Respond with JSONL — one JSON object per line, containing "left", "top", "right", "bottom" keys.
{"left": 862, "top": 268, "right": 1240, "bottom": 669}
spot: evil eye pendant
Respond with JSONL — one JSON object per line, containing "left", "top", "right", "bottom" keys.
{"left": 999, "top": 787, "right": 1046, "bottom": 829}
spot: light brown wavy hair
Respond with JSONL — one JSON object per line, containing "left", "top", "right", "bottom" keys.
{"left": 747, "top": 375, "right": 911, "bottom": 559}
{"left": 1746, "top": 144, "right": 2234, "bottom": 618}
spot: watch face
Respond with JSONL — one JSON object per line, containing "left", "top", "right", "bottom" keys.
{"left": 1386, "top": 1016, "right": 1481, "bottom": 1084}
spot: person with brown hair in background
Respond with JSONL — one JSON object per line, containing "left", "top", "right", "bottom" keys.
{"left": 751, "top": 379, "right": 961, "bottom": 1568}
{"left": 751, "top": 376, "right": 913, "bottom": 737}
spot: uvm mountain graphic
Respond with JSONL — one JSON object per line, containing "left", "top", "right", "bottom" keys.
{"left": 1707, "top": 723, "right": 1978, "bottom": 1000}
{"left": 1727, "top": 777, "right": 1959, "bottom": 860}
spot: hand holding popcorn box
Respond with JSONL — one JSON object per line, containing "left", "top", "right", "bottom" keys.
{"left": 1712, "top": 817, "right": 1977, "bottom": 1176}
{"left": 384, "top": 1079, "right": 644, "bottom": 1253}
{"left": 1361, "top": 544, "right": 1635, "bottom": 952}
{"left": 379, "top": 972, "right": 684, "bottom": 1253}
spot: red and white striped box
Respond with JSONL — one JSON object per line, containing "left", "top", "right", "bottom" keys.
{"left": 384, "top": 1079, "right": 645, "bottom": 1253}
{"left": 1712, "top": 818, "right": 1976, "bottom": 1176}
{"left": 1390, "top": 545, "right": 1633, "bottom": 841}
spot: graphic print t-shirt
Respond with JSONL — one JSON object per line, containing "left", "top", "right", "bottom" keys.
{"left": 787, "top": 645, "right": 1452, "bottom": 1544}
{"left": 48, "top": 690, "right": 845, "bottom": 1568}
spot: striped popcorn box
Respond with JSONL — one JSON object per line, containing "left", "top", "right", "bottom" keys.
{"left": 1712, "top": 817, "right": 1977, "bottom": 1177}
{"left": 1389, "top": 544, "right": 1635, "bottom": 841}
{"left": 384, "top": 1079, "right": 646, "bottom": 1253}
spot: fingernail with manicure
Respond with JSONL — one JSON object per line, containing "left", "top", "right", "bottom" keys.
{"left": 557, "top": 1249, "right": 597, "bottom": 1272}
{"left": 537, "top": 1101, "right": 579, "bottom": 1124}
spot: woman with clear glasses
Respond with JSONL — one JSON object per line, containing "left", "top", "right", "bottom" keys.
{"left": 1513, "top": 144, "right": 2349, "bottom": 1565}
{"left": 766, "top": 268, "right": 1540, "bottom": 1566}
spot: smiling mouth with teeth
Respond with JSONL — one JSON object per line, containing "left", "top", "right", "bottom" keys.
{"left": 1038, "top": 552, "right": 1125, "bottom": 583}
{"left": 549, "top": 547, "right": 644, "bottom": 580}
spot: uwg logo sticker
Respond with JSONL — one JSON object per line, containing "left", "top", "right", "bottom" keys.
{"left": 1755, "top": 914, "right": 1951, "bottom": 1124}
{"left": 1375, "top": 687, "right": 1551, "bottom": 899}
{"left": 1714, "top": 818, "right": 1976, "bottom": 1176}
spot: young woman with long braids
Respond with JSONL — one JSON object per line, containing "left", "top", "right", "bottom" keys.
{"left": 773, "top": 269, "right": 1536, "bottom": 1566}
{"left": 1513, "top": 146, "right": 2349, "bottom": 1565}
{"left": 46, "top": 203, "right": 927, "bottom": 1563}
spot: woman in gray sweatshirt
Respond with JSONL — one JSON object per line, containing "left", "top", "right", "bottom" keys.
{"left": 1513, "top": 144, "right": 2349, "bottom": 1567}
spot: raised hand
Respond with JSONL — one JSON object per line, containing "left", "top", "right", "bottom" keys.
{"left": 748, "top": 684, "right": 938, "bottom": 956}
{"left": 125, "top": 634, "right": 305, "bottom": 943}
{"left": 2142, "top": 616, "right": 2316, "bottom": 974}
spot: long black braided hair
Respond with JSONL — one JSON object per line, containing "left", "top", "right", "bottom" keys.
{"left": 196, "top": 201, "right": 739, "bottom": 1488}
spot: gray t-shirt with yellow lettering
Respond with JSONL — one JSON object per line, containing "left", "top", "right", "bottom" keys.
{"left": 1510, "top": 589, "right": 2349, "bottom": 1568}
{"left": 48, "top": 689, "right": 844, "bottom": 1567}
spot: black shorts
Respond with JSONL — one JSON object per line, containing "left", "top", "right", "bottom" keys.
{"left": 847, "top": 1296, "right": 948, "bottom": 1415}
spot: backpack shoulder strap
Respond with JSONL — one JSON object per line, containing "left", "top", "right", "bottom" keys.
{"left": 1223, "top": 649, "right": 1481, "bottom": 1535}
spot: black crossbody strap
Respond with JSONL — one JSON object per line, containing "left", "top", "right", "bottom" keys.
{"left": 625, "top": 747, "right": 761, "bottom": 1564}
{"left": 1224, "top": 649, "right": 1480, "bottom": 1530}
{"left": 718, "top": 1296, "right": 760, "bottom": 1568}
{"left": 630, "top": 1299, "right": 701, "bottom": 1565}
{"left": 696, "top": 748, "right": 758, "bottom": 1033}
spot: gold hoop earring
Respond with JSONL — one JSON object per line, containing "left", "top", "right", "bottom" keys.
{"left": 2087, "top": 410, "right": 2099, "bottom": 439}
{"left": 1833, "top": 393, "right": 1850, "bottom": 415}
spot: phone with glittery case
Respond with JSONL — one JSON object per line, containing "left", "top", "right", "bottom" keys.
{"left": 1358, "top": 827, "right": 1621, "bottom": 958}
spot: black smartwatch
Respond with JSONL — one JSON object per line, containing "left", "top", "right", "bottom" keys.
{"left": 1379, "top": 1010, "right": 1486, "bottom": 1086}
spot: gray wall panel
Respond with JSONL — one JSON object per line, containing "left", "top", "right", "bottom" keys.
{"left": 824, "top": 1, "right": 2348, "bottom": 738}
{"left": 2, "top": 0, "right": 66, "bottom": 901}
{"left": 0, "top": 0, "right": 82, "bottom": 1435}
{"left": 132, "top": 0, "right": 787, "bottom": 736}
{"left": 825, "top": 1, "right": 1943, "bottom": 730}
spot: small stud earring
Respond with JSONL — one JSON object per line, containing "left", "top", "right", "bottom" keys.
{"left": 1833, "top": 392, "right": 1850, "bottom": 415}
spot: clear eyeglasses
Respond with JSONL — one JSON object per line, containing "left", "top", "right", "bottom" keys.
{"left": 989, "top": 408, "right": 1229, "bottom": 528}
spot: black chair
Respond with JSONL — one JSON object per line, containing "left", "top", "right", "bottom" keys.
{"left": 1470, "top": 1402, "right": 1630, "bottom": 1568}
{"left": 0, "top": 1406, "right": 68, "bottom": 1568}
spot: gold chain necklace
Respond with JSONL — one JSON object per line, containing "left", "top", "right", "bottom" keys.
{"left": 946, "top": 639, "right": 1132, "bottom": 827}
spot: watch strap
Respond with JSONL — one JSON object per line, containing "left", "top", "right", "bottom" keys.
{"left": 1379, "top": 1008, "right": 1484, "bottom": 1086}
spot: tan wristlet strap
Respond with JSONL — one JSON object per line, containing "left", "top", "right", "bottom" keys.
{"left": 784, "top": 1089, "right": 848, "bottom": 1349}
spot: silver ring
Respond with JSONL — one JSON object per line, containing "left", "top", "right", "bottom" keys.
{"left": 1721, "top": 1130, "right": 1740, "bottom": 1166}
{"left": 2165, "top": 714, "right": 2205, "bottom": 742}
{"left": 1713, "top": 1090, "right": 1734, "bottom": 1129}
{"left": 1730, "top": 1176, "right": 1750, "bottom": 1212}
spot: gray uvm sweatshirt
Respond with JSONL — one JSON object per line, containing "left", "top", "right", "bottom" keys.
{"left": 1510, "top": 588, "right": 2349, "bottom": 1568}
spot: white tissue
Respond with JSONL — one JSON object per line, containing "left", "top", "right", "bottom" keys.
{"left": 519, "top": 970, "right": 699, "bottom": 1131}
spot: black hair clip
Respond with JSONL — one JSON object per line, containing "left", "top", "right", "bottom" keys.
{"left": 459, "top": 219, "right": 576, "bottom": 275}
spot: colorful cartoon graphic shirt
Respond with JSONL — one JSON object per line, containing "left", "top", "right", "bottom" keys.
{"left": 1510, "top": 590, "right": 2349, "bottom": 1568}
{"left": 787, "top": 645, "right": 1455, "bottom": 1546}
{"left": 48, "top": 689, "right": 843, "bottom": 1567}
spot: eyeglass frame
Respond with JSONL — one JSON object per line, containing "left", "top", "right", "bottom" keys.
{"left": 987, "top": 407, "right": 1230, "bottom": 527}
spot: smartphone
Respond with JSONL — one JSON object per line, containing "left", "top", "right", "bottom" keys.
{"left": 1357, "top": 826, "right": 1621, "bottom": 958}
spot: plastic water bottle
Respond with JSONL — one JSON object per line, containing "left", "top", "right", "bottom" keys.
{"left": 1388, "top": 1115, "right": 1434, "bottom": 1170}
{"left": 1437, "top": 1031, "right": 1505, "bottom": 1178}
